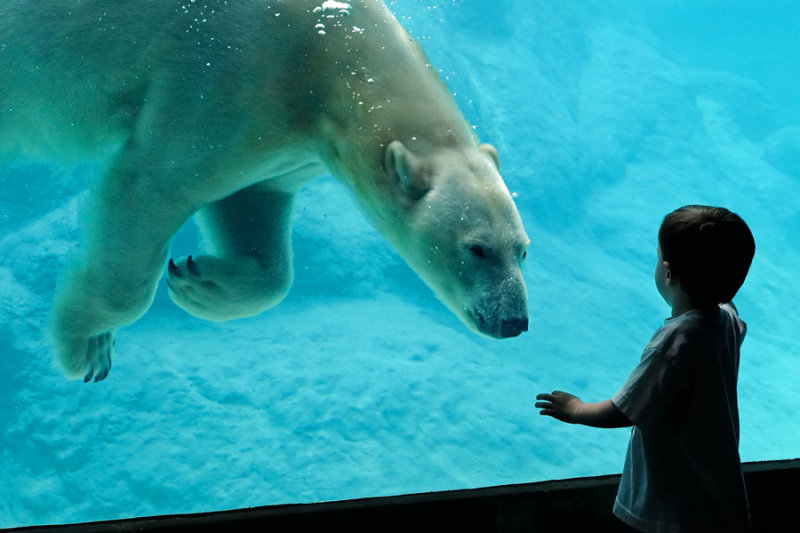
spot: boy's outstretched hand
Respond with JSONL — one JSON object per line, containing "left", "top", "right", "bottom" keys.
{"left": 535, "top": 391, "right": 583, "bottom": 423}
{"left": 536, "top": 391, "right": 633, "bottom": 428}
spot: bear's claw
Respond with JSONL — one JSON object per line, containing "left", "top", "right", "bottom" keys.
{"left": 81, "top": 332, "right": 113, "bottom": 383}
{"left": 92, "top": 358, "right": 111, "bottom": 381}
{"left": 83, "top": 368, "right": 109, "bottom": 383}
{"left": 186, "top": 254, "right": 200, "bottom": 276}
{"left": 168, "top": 258, "right": 183, "bottom": 278}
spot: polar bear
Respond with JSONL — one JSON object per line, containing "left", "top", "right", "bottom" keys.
{"left": 0, "top": 0, "right": 530, "bottom": 382}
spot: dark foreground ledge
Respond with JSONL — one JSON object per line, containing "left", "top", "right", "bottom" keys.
{"left": 6, "top": 459, "right": 798, "bottom": 533}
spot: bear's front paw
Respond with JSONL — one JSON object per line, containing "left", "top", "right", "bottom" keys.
{"left": 83, "top": 332, "right": 115, "bottom": 382}
{"left": 166, "top": 253, "right": 287, "bottom": 321}
{"left": 166, "top": 254, "right": 235, "bottom": 320}
{"left": 167, "top": 255, "right": 208, "bottom": 284}
{"left": 166, "top": 254, "right": 219, "bottom": 306}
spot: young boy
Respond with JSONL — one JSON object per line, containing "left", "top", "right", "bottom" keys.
{"left": 536, "top": 205, "right": 755, "bottom": 532}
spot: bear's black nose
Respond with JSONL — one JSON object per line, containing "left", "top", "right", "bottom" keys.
{"left": 500, "top": 317, "right": 528, "bottom": 338}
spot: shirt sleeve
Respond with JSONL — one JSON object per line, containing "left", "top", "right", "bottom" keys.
{"left": 611, "top": 329, "right": 692, "bottom": 430}
{"left": 720, "top": 302, "right": 747, "bottom": 344}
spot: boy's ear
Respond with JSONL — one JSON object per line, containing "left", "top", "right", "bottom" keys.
{"left": 663, "top": 261, "right": 673, "bottom": 285}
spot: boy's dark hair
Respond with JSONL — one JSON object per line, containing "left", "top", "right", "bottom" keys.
{"left": 658, "top": 205, "right": 755, "bottom": 305}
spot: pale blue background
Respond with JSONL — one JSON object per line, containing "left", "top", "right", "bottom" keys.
{"left": 1, "top": 0, "right": 798, "bottom": 527}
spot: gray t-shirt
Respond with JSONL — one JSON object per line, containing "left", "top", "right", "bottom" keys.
{"left": 611, "top": 303, "right": 750, "bottom": 533}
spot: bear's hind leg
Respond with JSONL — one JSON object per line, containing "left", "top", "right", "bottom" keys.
{"left": 51, "top": 161, "right": 193, "bottom": 382}
{"left": 167, "top": 183, "right": 296, "bottom": 322}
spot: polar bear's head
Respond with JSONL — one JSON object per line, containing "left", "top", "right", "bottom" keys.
{"left": 379, "top": 140, "right": 530, "bottom": 338}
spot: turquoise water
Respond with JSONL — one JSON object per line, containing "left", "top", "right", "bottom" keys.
{"left": 1, "top": 0, "right": 799, "bottom": 527}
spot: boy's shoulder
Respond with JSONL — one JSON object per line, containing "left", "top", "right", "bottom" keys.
{"left": 720, "top": 301, "right": 747, "bottom": 339}
{"left": 719, "top": 301, "right": 740, "bottom": 320}
{"left": 653, "top": 303, "right": 745, "bottom": 355}
{"left": 672, "top": 303, "right": 740, "bottom": 329}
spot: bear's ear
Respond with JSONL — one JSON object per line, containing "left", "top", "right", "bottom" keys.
{"left": 479, "top": 143, "right": 500, "bottom": 171}
{"left": 385, "top": 141, "right": 430, "bottom": 200}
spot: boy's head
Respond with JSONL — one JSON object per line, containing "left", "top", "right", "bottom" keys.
{"left": 658, "top": 205, "right": 755, "bottom": 305}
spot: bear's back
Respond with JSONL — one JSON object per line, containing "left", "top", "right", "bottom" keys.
{"left": 0, "top": 1, "right": 341, "bottom": 163}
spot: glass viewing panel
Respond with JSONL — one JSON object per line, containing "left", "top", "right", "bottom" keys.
{"left": 0, "top": 0, "right": 797, "bottom": 527}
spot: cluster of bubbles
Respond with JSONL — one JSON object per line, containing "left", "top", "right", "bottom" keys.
{"left": 312, "top": 1, "right": 353, "bottom": 35}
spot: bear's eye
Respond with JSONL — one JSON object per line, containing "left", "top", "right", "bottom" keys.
{"left": 469, "top": 244, "right": 487, "bottom": 258}
{"left": 521, "top": 250, "right": 527, "bottom": 262}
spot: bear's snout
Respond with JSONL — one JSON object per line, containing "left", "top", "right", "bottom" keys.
{"left": 472, "top": 309, "right": 528, "bottom": 339}
{"left": 500, "top": 317, "right": 528, "bottom": 338}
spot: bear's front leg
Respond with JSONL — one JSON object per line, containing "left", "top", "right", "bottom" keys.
{"left": 51, "top": 160, "right": 194, "bottom": 382}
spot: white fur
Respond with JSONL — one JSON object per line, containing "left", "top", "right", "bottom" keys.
{"left": 0, "top": 0, "right": 530, "bottom": 381}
